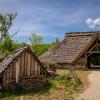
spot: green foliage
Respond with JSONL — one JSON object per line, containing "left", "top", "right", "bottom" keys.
{"left": 12, "top": 42, "right": 26, "bottom": 50}
{"left": 0, "top": 39, "right": 54, "bottom": 57}
{"left": 0, "top": 13, "right": 18, "bottom": 56}
{"left": 0, "top": 13, "right": 17, "bottom": 41}
{"left": 29, "top": 33, "right": 43, "bottom": 45}
{"left": 75, "top": 77, "right": 82, "bottom": 86}
{"left": 73, "top": 77, "right": 82, "bottom": 91}
{"left": 55, "top": 75, "right": 82, "bottom": 93}
{"left": 28, "top": 34, "right": 60, "bottom": 56}
{"left": 0, "top": 36, "right": 14, "bottom": 56}
{"left": 56, "top": 75, "right": 67, "bottom": 81}
{"left": 0, "top": 37, "right": 29, "bottom": 56}
{"left": 1, "top": 37, "right": 13, "bottom": 51}
{"left": 30, "top": 44, "right": 54, "bottom": 56}
{"left": 51, "top": 37, "right": 60, "bottom": 44}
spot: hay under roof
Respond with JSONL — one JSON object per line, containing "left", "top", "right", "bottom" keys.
{"left": 39, "top": 31, "right": 100, "bottom": 64}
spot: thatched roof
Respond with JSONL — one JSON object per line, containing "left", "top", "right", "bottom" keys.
{"left": 39, "top": 31, "right": 100, "bottom": 64}
{"left": 0, "top": 46, "right": 43, "bottom": 74}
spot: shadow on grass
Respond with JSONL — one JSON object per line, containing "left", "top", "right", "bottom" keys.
{"left": 0, "top": 80, "right": 53, "bottom": 99}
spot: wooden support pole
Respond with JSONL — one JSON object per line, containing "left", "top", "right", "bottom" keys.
{"left": 35, "top": 61, "right": 37, "bottom": 75}
{"left": 16, "top": 61, "right": 20, "bottom": 83}
{"left": 67, "top": 64, "right": 78, "bottom": 79}
{"left": 27, "top": 53, "right": 31, "bottom": 76}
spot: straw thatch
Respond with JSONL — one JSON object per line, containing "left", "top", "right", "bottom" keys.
{"left": 39, "top": 31, "right": 100, "bottom": 65}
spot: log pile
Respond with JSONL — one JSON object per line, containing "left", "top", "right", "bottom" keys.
{"left": 3, "top": 82, "right": 16, "bottom": 91}
{"left": 3, "top": 76, "right": 47, "bottom": 91}
{"left": 19, "top": 76, "right": 47, "bottom": 90}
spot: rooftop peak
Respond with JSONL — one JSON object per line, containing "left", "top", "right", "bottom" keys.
{"left": 65, "top": 31, "right": 100, "bottom": 37}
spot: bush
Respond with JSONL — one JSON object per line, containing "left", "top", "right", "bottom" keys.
{"left": 75, "top": 77, "right": 82, "bottom": 86}
{"left": 0, "top": 37, "right": 14, "bottom": 56}
{"left": 30, "top": 44, "right": 54, "bottom": 56}
{"left": 56, "top": 75, "right": 67, "bottom": 81}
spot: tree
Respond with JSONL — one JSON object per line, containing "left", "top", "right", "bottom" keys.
{"left": 0, "top": 13, "right": 17, "bottom": 41}
{"left": 0, "top": 36, "right": 14, "bottom": 56}
{"left": 29, "top": 33, "right": 43, "bottom": 45}
{"left": 51, "top": 37, "right": 60, "bottom": 44}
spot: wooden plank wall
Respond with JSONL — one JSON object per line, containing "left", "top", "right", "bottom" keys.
{"left": 3, "top": 50, "right": 41, "bottom": 85}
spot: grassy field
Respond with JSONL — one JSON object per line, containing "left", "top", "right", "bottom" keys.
{"left": 0, "top": 69, "right": 89, "bottom": 100}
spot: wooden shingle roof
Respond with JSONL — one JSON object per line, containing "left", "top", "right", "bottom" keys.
{"left": 39, "top": 31, "right": 100, "bottom": 64}
{"left": 0, "top": 46, "right": 43, "bottom": 74}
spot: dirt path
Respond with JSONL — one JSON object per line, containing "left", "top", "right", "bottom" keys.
{"left": 76, "top": 71, "right": 100, "bottom": 100}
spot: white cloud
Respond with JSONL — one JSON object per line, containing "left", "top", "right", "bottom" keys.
{"left": 86, "top": 17, "right": 100, "bottom": 28}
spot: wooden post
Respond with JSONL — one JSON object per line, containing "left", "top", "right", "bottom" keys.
{"left": 30, "top": 55, "right": 32, "bottom": 76}
{"left": 37, "top": 64, "right": 40, "bottom": 75}
{"left": 27, "top": 53, "right": 31, "bottom": 76}
{"left": 16, "top": 61, "right": 20, "bottom": 83}
{"left": 31, "top": 57, "right": 35, "bottom": 75}
{"left": 3, "top": 71, "right": 6, "bottom": 84}
{"left": 35, "top": 61, "right": 37, "bottom": 75}
{"left": 85, "top": 53, "right": 88, "bottom": 70}
{"left": 67, "top": 64, "right": 78, "bottom": 79}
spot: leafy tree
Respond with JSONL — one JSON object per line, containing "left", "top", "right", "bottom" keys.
{"left": 0, "top": 13, "right": 20, "bottom": 56}
{"left": 29, "top": 33, "right": 43, "bottom": 45}
{"left": 0, "top": 13, "right": 17, "bottom": 41}
{"left": 0, "top": 36, "right": 14, "bottom": 56}
{"left": 30, "top": 44, "right": 54, "bottom": 56}
{"left": 51, "top": 37, "right": 60, "bottom": 44}
{"left": 12, "top": 42, "right": 27, "bottom": 50}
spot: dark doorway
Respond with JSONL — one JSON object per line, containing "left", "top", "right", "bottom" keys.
{"left": 87, "top": 53, "right": 100, "bottom": 69}
{"left": 0, "top": 76, "right": 3, "bottom": 89}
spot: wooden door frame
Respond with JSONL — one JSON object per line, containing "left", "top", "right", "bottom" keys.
{"left": 86, "top": 52, "right": 100, "bottom": 69}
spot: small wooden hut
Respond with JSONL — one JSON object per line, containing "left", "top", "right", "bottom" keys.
{"left": 0, "top": 46, "right": 46, "bottom": 90}
{"left": 39, "top": 31, "right": 100, "bottom": 69}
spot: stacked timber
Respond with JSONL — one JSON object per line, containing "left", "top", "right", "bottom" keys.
{"left": 19, "top": 76, "right": 47, "bottom": 90}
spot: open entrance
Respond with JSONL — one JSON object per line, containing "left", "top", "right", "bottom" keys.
{"left": 0, "top": 76, "right": 3, "bottom": 90}
{"left": 87, "top": 53, "right": 100, "bottom": 69}
{"left": 86, "top": 39, "right": 100, "bottom": 69}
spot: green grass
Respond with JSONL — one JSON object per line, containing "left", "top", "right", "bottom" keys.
{"left": 55, "top": 75, "right": 82, "bottom": 91}
{"left": 0, "top": 74, "right": 83, "bottom": 100}
{"left": 53, "top": 75, "right": 82, "bottom": 99}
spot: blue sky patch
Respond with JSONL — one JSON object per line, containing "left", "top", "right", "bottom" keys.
{"left": 0, "top": 0, "right": 100, "bottom": 43}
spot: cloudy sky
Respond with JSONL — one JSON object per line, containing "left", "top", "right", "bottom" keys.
{"left": 0, "top": 0, "right": 100, "bottom": 43}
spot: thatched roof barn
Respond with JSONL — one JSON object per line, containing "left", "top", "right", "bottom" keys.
{"left": 0, "top": 46, "right": 46, "bottom": 91}
{"left": 39, "top": 31, "right": 100, "bottom": 69}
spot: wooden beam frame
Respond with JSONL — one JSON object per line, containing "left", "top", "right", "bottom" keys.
{"left": 85, "top": 39, "right": 100, "bottom": 69}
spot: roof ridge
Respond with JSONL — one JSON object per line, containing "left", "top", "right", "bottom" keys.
{"left": 10, "top": 46, "right": 28, "bottom": 54}
{"left": 65, "top": 31, "right": 100, "bottom": 37}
